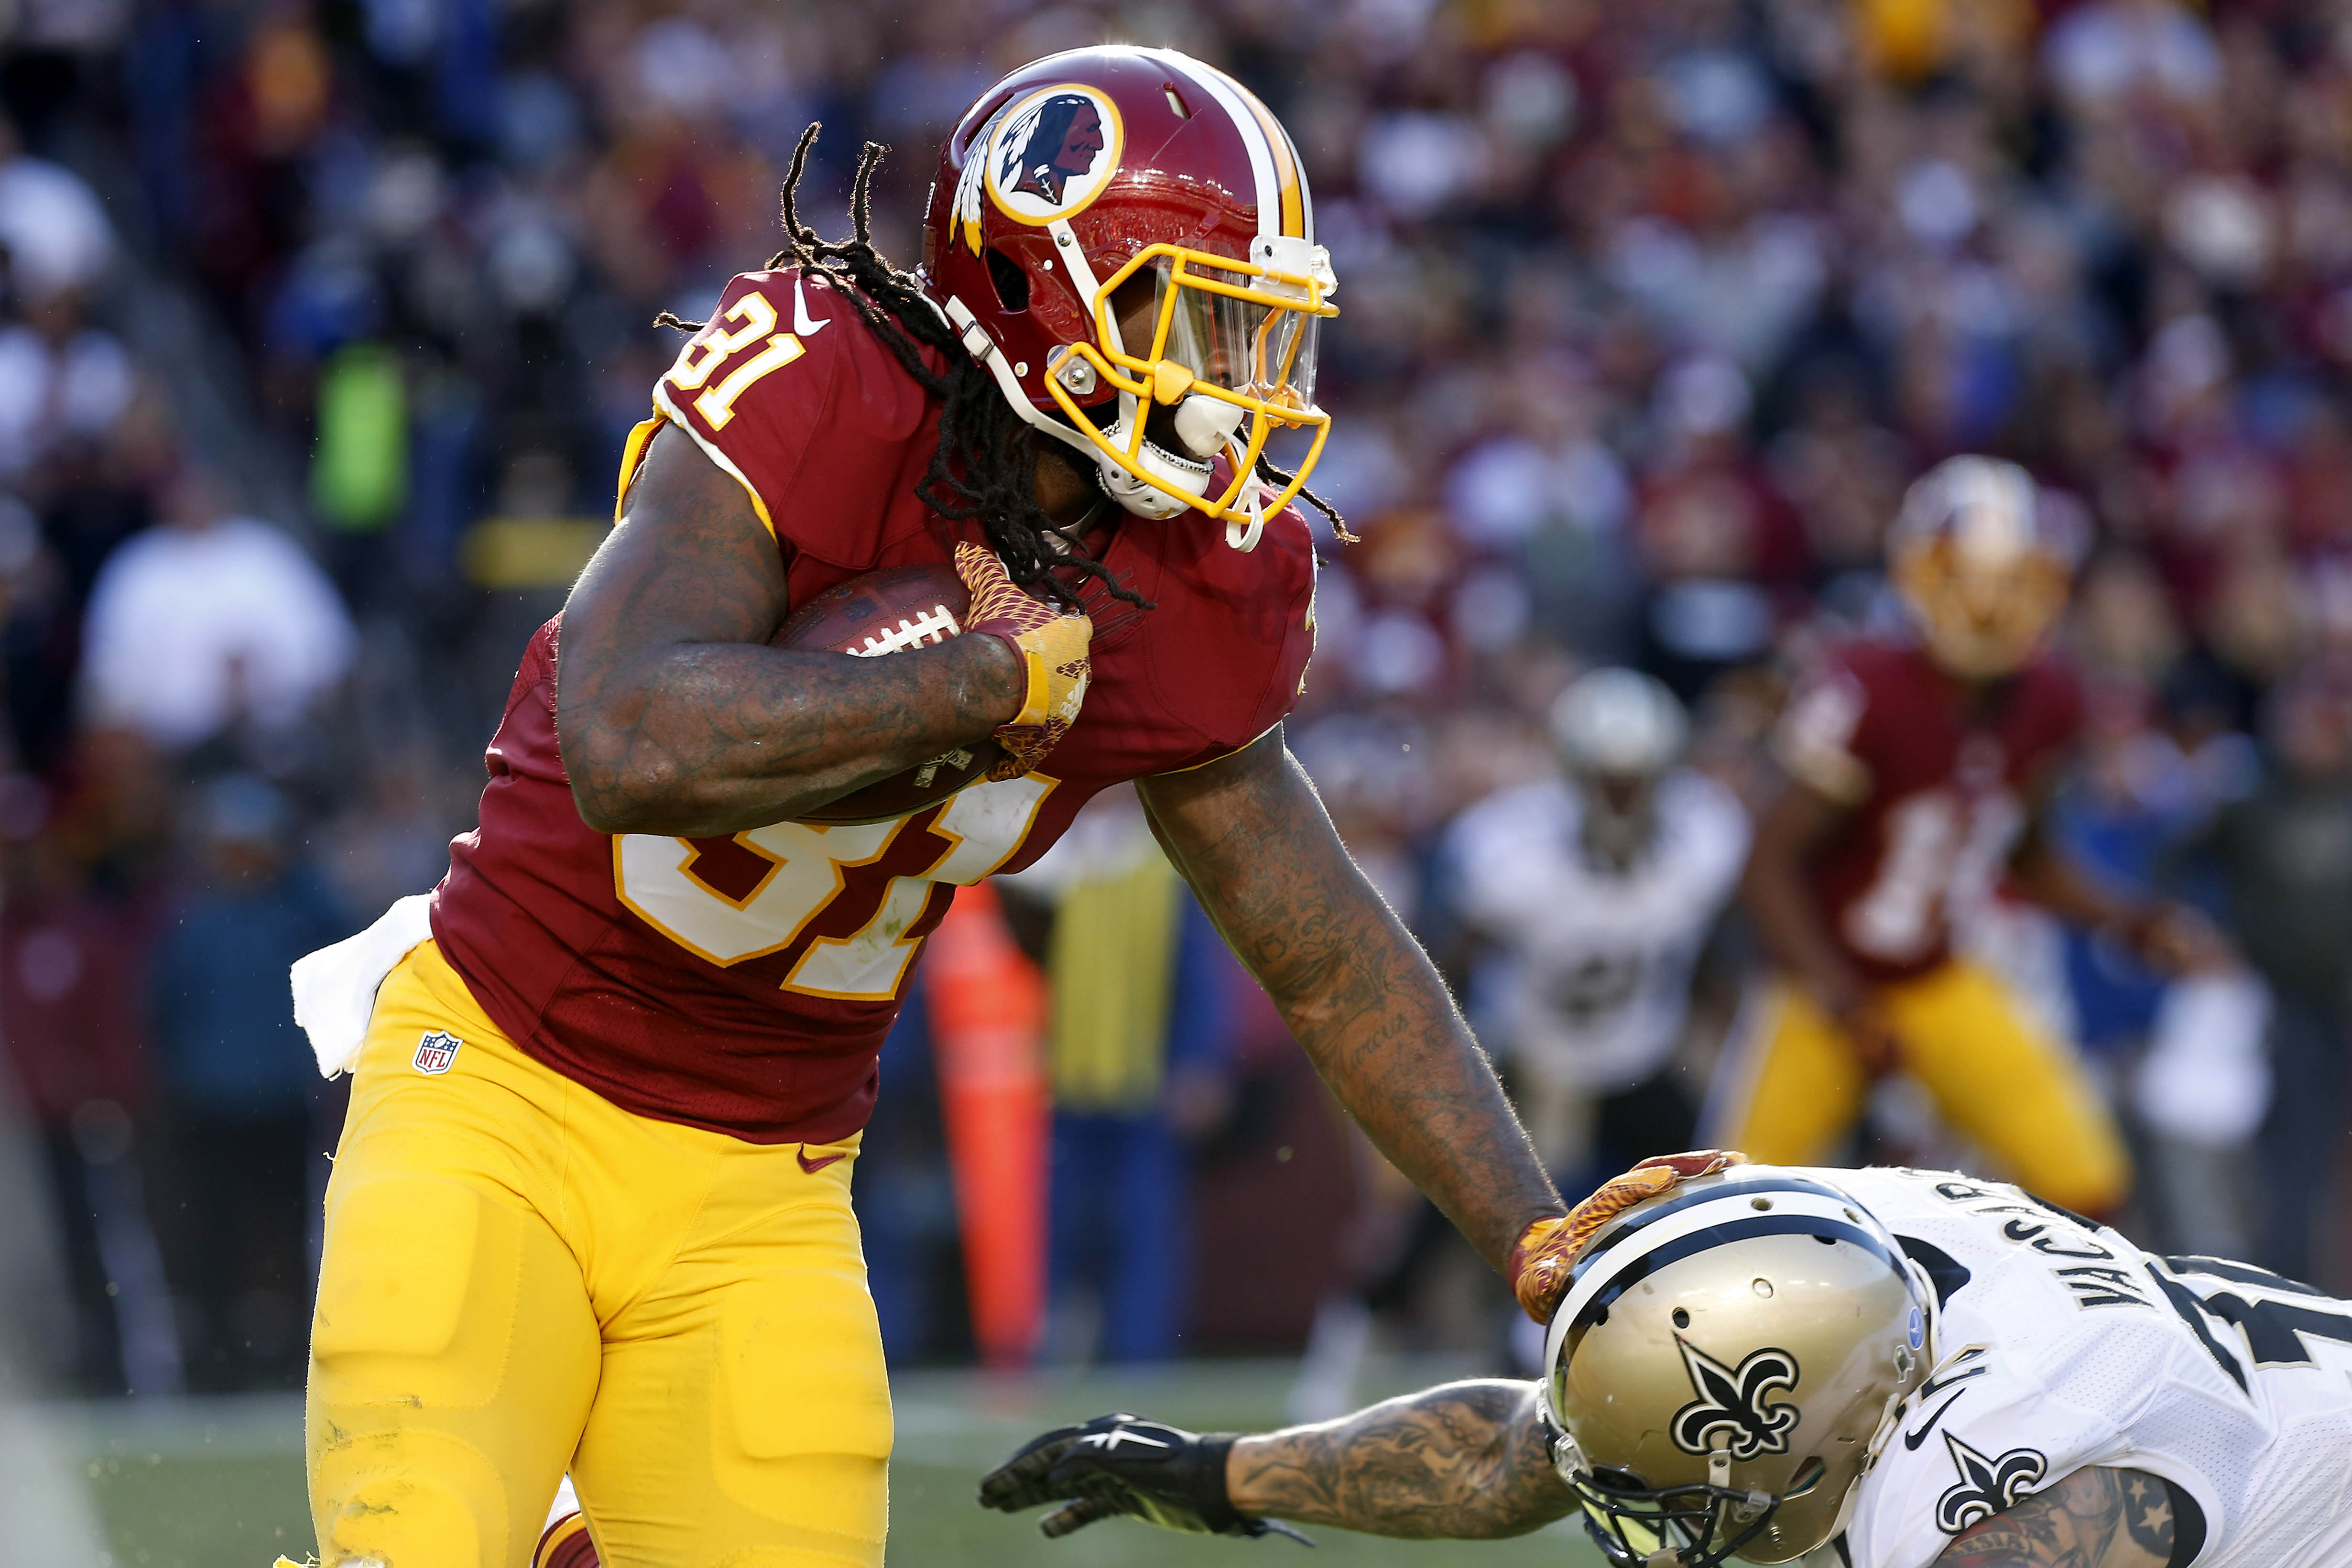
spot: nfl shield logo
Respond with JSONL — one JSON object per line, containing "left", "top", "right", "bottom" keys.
{"left": 413, "top": 1031, "right": 461, "bottom": 1075}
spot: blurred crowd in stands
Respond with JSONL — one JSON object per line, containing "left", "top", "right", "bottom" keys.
{"left": 4, "top": 0, "right": 2352, "bottom": 1394}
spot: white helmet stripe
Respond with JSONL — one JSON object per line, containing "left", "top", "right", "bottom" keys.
{"left": 1220, "top": 72, "right": 1312, "bottom": 243}
{"left": 1147, "top": 49, "right": 1279, "bottom": 240}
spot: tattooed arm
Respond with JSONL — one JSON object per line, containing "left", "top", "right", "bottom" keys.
{"left": 1225, "top": 1379, "right": 1573, "bottom": 1538}
{"left": 1137, "top": 730, "right": 1563, "bottom": 1271}
{"left": 555, "top": 425, "right": 1023, "bottom": 836}
{"left": 1936, "top": 1467, "right": 2174, "bottom": 1568}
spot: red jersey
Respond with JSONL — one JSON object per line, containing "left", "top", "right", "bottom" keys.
{"left": 430, "top": 270, "right": 1316, "bottom": 1143}
{"left": 1771, "top": 637, "right": 2082, "bottom": 982}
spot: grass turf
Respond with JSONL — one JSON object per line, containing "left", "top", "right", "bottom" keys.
{"left": 59, "top": 1361, "right": 1599, "bottom": 1567}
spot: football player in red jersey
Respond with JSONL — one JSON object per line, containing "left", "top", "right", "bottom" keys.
{"left": 1706, "top": 457, "right": 2218, "bottom": 1215}
{"left": 297, "top": 48, "right": 1575, "bottom": 1568}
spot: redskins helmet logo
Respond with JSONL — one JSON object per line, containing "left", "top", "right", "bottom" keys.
{"left": 977, "top": 84, "right": 1124, "bottom": 229}
{"left": 1668, "top": 1337, "right": 1801, "bottom": 1460}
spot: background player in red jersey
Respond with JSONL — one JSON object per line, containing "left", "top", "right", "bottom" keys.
{"left": 298, "top": 48, "right": 1573, "bottom": 1568}
{"left": 1707, "top": 457, "right": 2222, "bottom": 1216}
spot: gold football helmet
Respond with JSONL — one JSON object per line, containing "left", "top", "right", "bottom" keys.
{"left": 1542, "top": 1166, "right": 1931, "bottom": 1566}
{"left": 1888, "top": 456, "right": 2083, "bottom": 679}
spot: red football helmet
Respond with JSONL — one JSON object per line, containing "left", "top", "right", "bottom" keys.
{"left": 921, "top": 47, "right": 1336, "bottom": 550}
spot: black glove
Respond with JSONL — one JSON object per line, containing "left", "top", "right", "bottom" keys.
{"left": 977, "top": 1411, "right": 1310, "bottom": 1543}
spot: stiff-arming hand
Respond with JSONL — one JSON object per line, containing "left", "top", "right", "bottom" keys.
{"left": 1507, "top": 1150, "right": 1750, "bottom": 1323}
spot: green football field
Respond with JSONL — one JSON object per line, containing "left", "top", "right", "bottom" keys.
{"left": 56, "top": 1360, "right": 1601, "bottom": 1568}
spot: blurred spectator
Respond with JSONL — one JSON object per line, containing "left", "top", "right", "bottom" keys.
{"left": 0, "top": 114, "right": 113, "bottom": 316}
{"left": 2053, "top": 675, "right": 2266, "bottom": 1256}
{"left": 148, "top": 775, "right": 348, "bottom": 1390}
{"left": 2044, "top": 0, "right": 2222, "bottom": 109}
{"left": 852, "top": 979, "right": 969, "bottom": 1366}
{"left": 2053, "top": 678, "right": 2217, "bottom": 1064}
{"left": 2188, "top": 674, "right": 2352, "bottom": 1284}
{"left": 0, "top": 806, "right": 177, "bottom": 1397}
{"left": 1002, "top": 786, "right": 1236, "bottom": 1364}
{"left": 78, "top": 467, "right": 354, "bottom": 754}
{"left": 0, "top": 308, "right": 133, "bottom": 483}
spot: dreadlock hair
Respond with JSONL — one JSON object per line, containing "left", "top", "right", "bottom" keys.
{"left": 657, "top": 124, "right": 1354, "bottom": 611}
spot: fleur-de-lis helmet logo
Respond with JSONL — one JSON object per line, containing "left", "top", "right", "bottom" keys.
{"left": 1934, "top": 1433, "right": 2047, "bottom": 1534}
{"left": 1668, "top": 1337, "right": 1802, "bottom": 1460}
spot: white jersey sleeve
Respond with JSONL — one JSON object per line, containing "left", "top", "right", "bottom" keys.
{"left": 1828, "top": 1167, "right": 2352, "bottom": 1568}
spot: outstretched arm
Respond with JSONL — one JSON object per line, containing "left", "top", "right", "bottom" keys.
{"left": 1228, "top": 1379, "right": 1574, "bottom": 1539}
{"left": 555, "top": 424, "right": 1024, "bottom": 836}
{"left": 1136, "top": 730, "right": 1563, "bottom": 1270}
{"left": 1936, "top": 1467, "right": 2174, "bottom": 1568}
{"left": 2008, "top": 785, "right": 2228, "bottom": 976}
{"left": 976, "top": 1385, "right": 1570, "bottom": 1543}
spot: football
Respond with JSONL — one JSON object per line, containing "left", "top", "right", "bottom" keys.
{"left": 773, "top": 563, "right": 1004, "bottom": 824}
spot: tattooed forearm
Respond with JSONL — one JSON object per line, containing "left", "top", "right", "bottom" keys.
{"left": 556, "top": 425, "right": 1022, "bottom": 836}
{"left": 1227, "top": 1381, "right": 1572, "bottom": 1539}
{"left": 562, "top": 635, "right": 1019, "bottom": 836}
{"left": 1138, "top": 733, "right": 1563, "bottom": 1270}
{"left": 1936, "top": 1467, "right": 2171, "bottom": 1568}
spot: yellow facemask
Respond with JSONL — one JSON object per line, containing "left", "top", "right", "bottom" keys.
{"left": 1042, "top": 235, "right": 1336, "bottom": 545}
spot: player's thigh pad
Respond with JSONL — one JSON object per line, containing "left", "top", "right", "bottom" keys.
{"left": 1886, "top": 961, "right": 2131, "bottom": 1213}
{"left": 309, "top": 1162, "right": 600, "bottom": 1568}
{"left": 713, "top": 1268, "right": 893, "bottom": 1526}
{"left": 574, "top": 1202, "right": 891, "bottom": 1566}
{"left": 1701, "top": 979, "right": 1865, "bottom": 1163}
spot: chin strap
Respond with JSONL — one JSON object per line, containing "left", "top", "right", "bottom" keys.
{"left": 1223, "top": 433, "right": 1268, "bottom": 552}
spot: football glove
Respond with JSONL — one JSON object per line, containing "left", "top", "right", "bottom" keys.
{"left": 955, "top": 542, "right": 1091, "bottom": 781}
{"left": 1507, "top": 1149, "right": 1749, "bottom": 1323}
{"left": 977, "top": 1412, "right": 1308, "bottom": 1543}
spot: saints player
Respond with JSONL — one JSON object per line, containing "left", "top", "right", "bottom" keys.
{"left": 1447, "top": 666, "right": 1748, "bottom": 1178}
{"left": 1713, "top": 457, "right": 2219, "bottom": 1215}
{"left": 298, "top": 47, "right": 1573, "bottom": 1568}
{"left": 985, "top": 1154, "right": 2352, "bottom": 1567}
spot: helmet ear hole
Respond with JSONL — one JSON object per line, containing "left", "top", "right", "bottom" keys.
{"left": 984, "top": 247, "right": 1030, "bottom": 314}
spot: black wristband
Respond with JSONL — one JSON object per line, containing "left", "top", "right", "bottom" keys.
{"left": 1188, "top": 1433, "right": 1247, "bottom": 1534}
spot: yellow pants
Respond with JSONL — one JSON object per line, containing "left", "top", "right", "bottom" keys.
{"left": 306, "top": 940, "right": 890, "bottom": 1568}
{"left": 1702, "top": 960, "right": 2131, "bottom": 1215}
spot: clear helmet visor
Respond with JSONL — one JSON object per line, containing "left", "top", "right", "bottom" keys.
{"left": 1113, "top": 258, "right": 1321, "bottom": 414}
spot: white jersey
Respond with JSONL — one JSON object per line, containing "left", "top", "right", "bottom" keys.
{"left": 1831, "top": 1166, "right": 2352, "bottom": 1568}
{"left": 1445, "top": 770, "right": 1747, "bottom": 1093}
